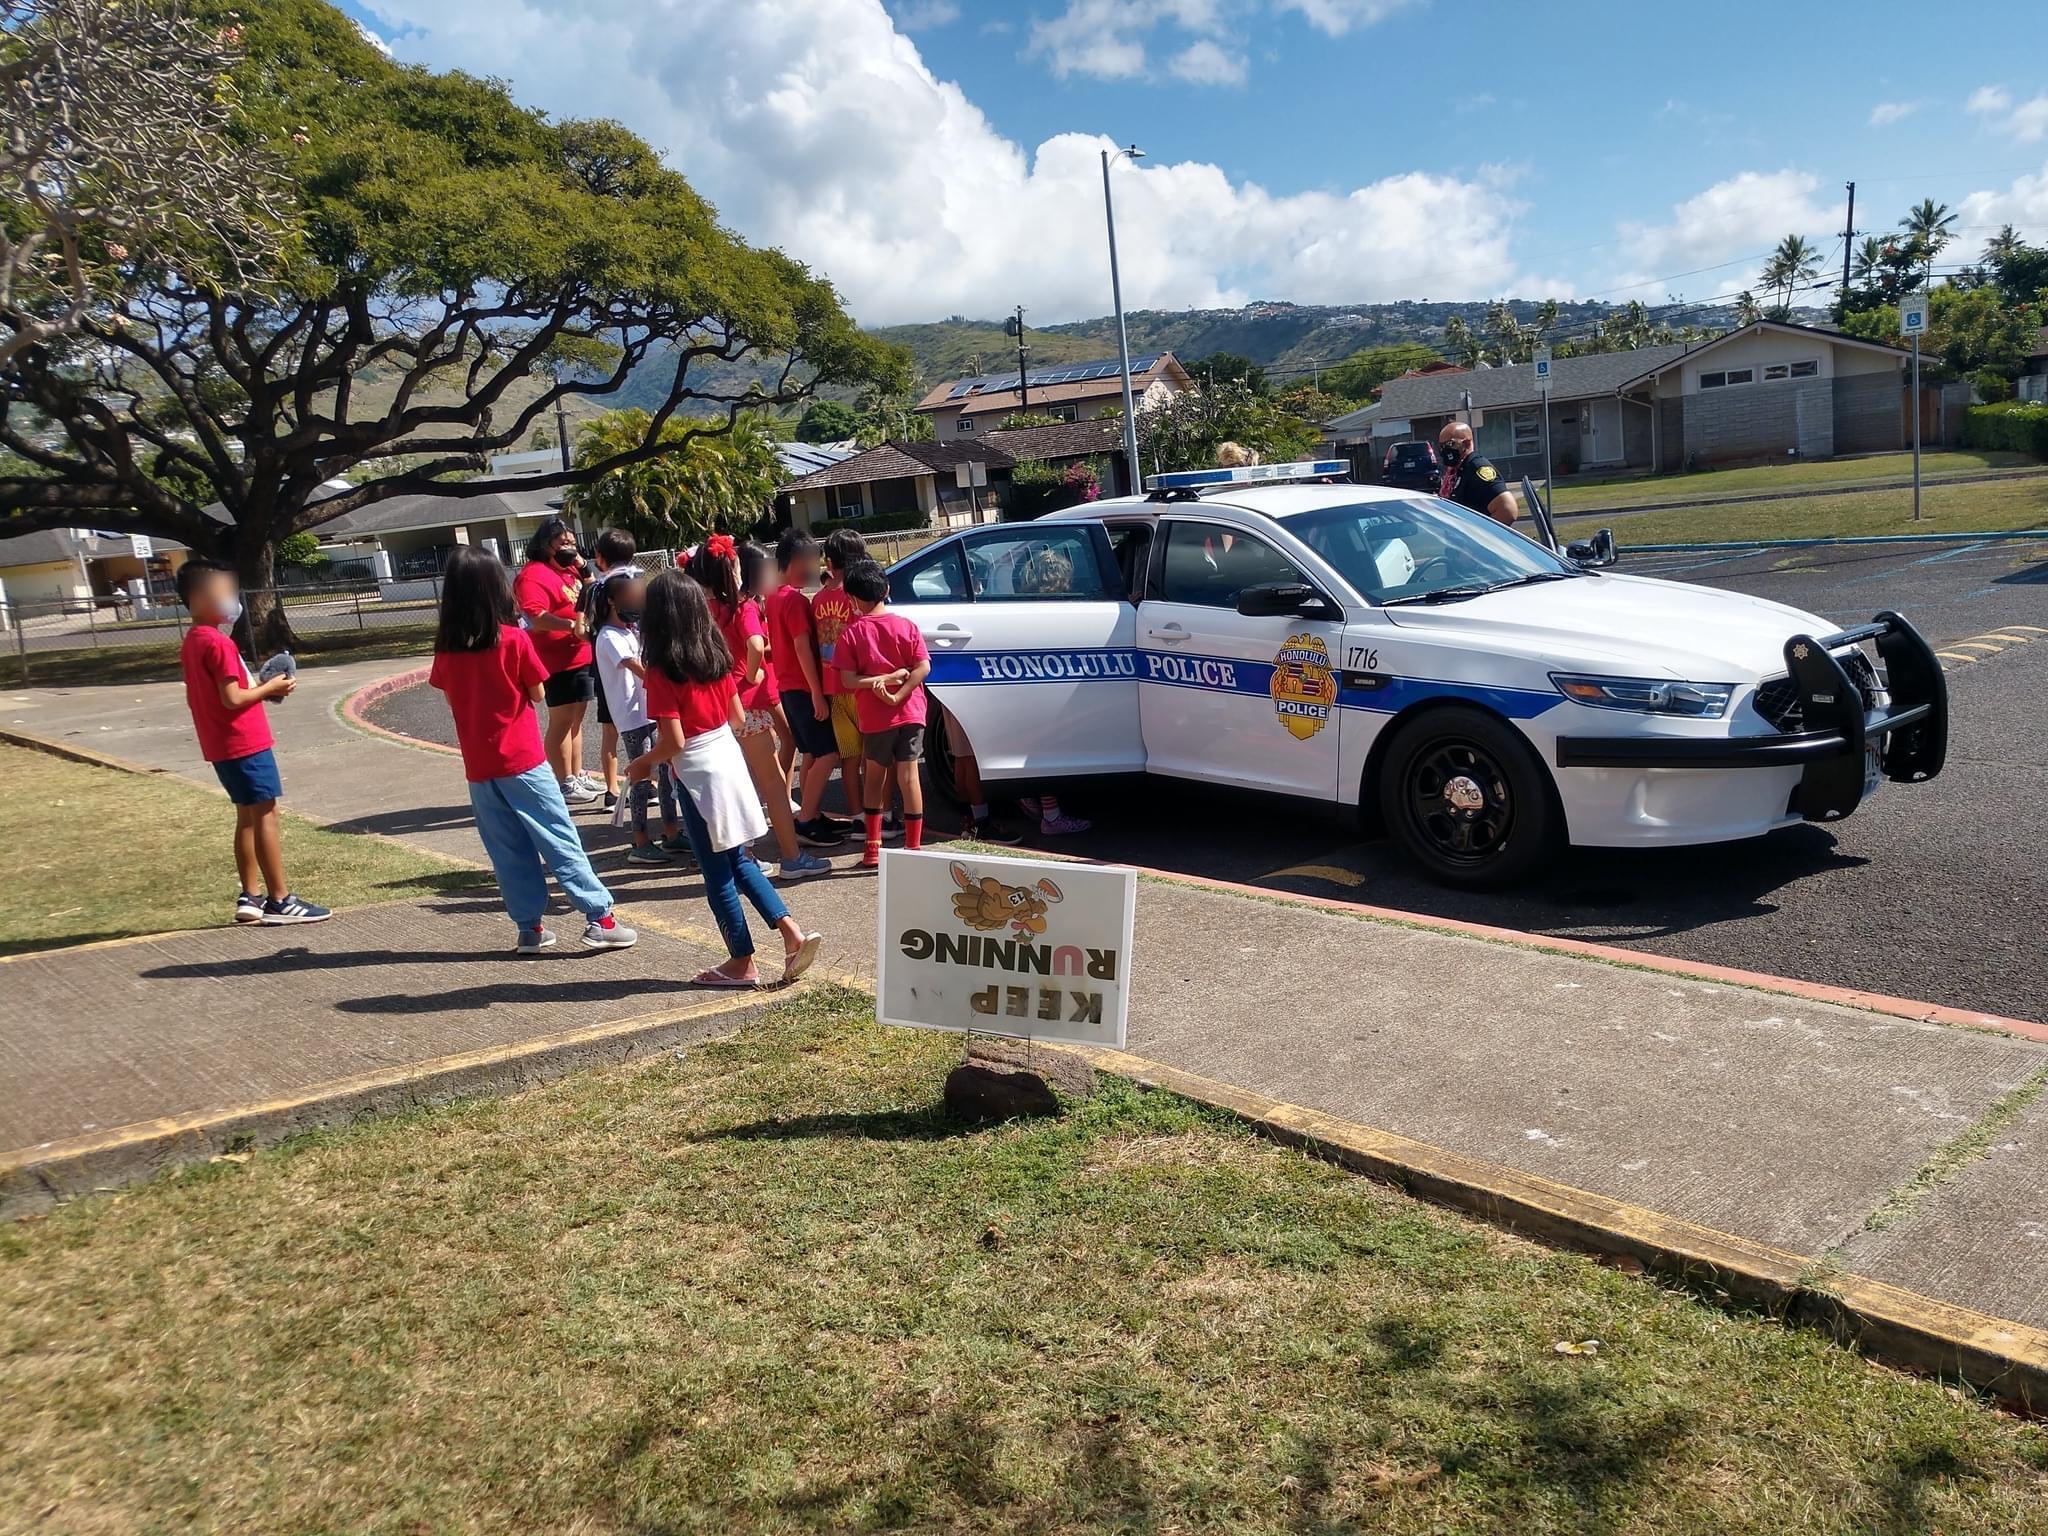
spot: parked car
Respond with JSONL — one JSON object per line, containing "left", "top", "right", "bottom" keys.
{"left": 886, "top": 462, "right": 1948, "bottom": 889}
{"left": 1380, "top": 439, "right": 1441, "bottom": 492}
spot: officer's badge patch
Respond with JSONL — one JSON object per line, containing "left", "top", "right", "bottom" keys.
{"left": 1477, "top": 465, "right": 1497, "bottom": 483}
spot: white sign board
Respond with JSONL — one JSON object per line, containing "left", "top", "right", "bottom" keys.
{"left": 128, "top": 535, "right": 153, "bottom": 560}
{"left": 1533, "top": 346, "right": 1552, "bottom": 395}
{"left": 1899, "top": 293, "right": 1929, "bottom": 337}
{"left": 953, "top": 460, "right": 989, "bottom": 489}
{"left": 876, "top": 848, "right": 1136, "bottom": 1049}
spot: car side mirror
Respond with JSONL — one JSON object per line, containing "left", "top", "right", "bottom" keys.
{"left": 1237, "top": 582, "right": 1336, "bottom": 619}
{"left": 1565, "top": 528, "right": 1617, "bottom": 569}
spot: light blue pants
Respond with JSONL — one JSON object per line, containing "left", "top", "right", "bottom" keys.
{"left": 677, "top": 788, "right": 787, "bottom": 960}
{"left": 469, "top": 762, "right": 615, "bottom": 930}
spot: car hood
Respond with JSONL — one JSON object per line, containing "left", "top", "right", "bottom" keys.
{"left": 1381, "top": 572, "right": 1833, "bottom": 680}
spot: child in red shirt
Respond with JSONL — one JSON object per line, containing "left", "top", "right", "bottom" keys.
{"left": 625, "top": 569, "right": 823, "bottom": 988}
{"left": 174, "top": 559, "right": 329, "bottom": 927}
{"left": 764, "top": 529, "right": 846, "bottom": 845}
{"left": 430, "top": 547, "right": 635, "bottom": 956}
{"left": 834, "top": 558, "right": 931, "bottom": 866}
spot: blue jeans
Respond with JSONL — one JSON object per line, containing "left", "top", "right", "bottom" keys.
{"left": 619, "top": 723, "right": 679, "bottom": 838}
{"left": 469, "top": 762, "right": 615, "bottom": 930}
{"left": 678, "top": 788, "right": 787, "bottom": 959}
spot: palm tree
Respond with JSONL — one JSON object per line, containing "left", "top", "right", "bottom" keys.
{"left": 1763, "top": 234, "right": 1821, "bottom": 314}
{"left": 1899, "top": 199, "right": 1956, "bottom": 284}
{"left": 1981, "top": 224, "right": 2023, "bottom": 268}
{"left": 1734, "top": 290, "right": 1762, "bottom": 326}
{"left": 565, "top": 410, "right": 780, "bottom": 545}
{"left": 1851, "top": 235, "right": 1887, "bottom": 285}
{"left": 1442, "top": 314, "right": 1481, "bottom": 367}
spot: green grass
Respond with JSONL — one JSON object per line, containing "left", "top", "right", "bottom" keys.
{"left": 1607, "top": 475, "right": 2048, "bottom": 547}
{"left": 0, "top": 743, "right": 486, "bottom": 954}
{"left": 1553, "top": 449, "right": 2040, "bottom": 513}
{"left": 4, "top": 622, "right": 435, "bottom": 689}
{"left": 3, "top": 987, "right": 2044, "bottom": 1533}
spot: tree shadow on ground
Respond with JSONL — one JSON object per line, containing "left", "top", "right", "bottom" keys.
{"left": 694, "top": 1103, "right": 980, "bottom": 1145}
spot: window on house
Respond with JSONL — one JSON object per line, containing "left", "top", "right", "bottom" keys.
{"left": 1512, "top": 406, "right": 1541, "bottom": 457}
{"left": 1789, "top": 360, "right": 1819, "bottom": 378}
{"left": 1724, "top": 368, "right": 1754, "bottom": 386}
{"left": 1055, "top": 406, "right": 1078, "bottom": 423}
{"left": 1700, "top": 372, "right": 1726, "bottom": 389}
{"left": 829, "top": 485, "right": 864, "bottom": 518}
{"left": 1763, "top": 364, "right": 1789, "bottom": 381}
{"left": 1700, "top": 368, "right": 1756, "bottom": 390}
{"left": 956, "top": 418, "right": 975, "bottom": 433}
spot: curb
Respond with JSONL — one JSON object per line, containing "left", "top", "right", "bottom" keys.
{"left": 336, "top": 666, "right": 458, "bottom": 756}
{"left": 1064, "top": 1043, "right": 2048, "bottom": 1413}
{"left": 0, "top": 990, "right": 772, "bottom": 1220}
{"left": 1554, "top": 463, "right": 2048, "bottom": 522}
{"left": 0, "top": 726, "right": 184, "bottom": 777}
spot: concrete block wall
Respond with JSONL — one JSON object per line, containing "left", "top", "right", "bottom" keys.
{"left": 1833, "top": 372, "right": 1903, "bottom": 455}
{"left": 1681, "top": 378, "right": 1834, "bottom": 466}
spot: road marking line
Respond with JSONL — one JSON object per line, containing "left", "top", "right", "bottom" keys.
{"left": 2000, "top": 625, "right": 2048, "bottom": 634}
{"left": 1980, "top": 631, "right": 2034, "bottom": 643}
{"left": 1934, "top": 651, "right": 1980, "bottom": 664}
{"left": 1949, "top": 641, "right": 2005, "bottom": 654}
{"left": 1267, "top": 863, "right": 1367, "bottom": 888}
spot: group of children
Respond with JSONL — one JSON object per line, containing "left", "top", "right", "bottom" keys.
{"left": 174, "top": 518, "right": 1055, "bottom": 987}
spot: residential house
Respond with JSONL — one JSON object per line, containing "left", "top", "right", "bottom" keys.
{"left": 1327, "top": 321, "right": 1912, "bottom": 480}
{"left": 315, "top": 483, "right": 569, "bottom": 577}
{"left": 913, "top": 353, "right": 1193, "bottom": 444}
{"left": 0, "top": 527, "right": 189, "bottom": 615}
{"left": 776, "top": 419, "right": 1128, "bottom": 532}
{"left": 2018, "top": 327, "right": 2048, "bottom": 403}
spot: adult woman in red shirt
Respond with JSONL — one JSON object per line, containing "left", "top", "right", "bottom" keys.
{"left": 512, "top": 519, "right": 597, "bottom": 804}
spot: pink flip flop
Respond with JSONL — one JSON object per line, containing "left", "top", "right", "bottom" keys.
{"left": 693, "top": 968, "right": 761, "bottom": 989}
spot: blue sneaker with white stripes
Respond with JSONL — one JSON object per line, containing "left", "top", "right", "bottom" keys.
{"left": 260, "top": 893, "right": 333, "bottom": 926}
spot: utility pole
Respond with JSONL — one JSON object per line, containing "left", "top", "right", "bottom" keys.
{"left": 1838, "top": 181, "right": 1856, "bottom": 317}
{"left": 1101, "top": 144, "right": 1146, "bottom": 495}
{"left": 555, "top": 397, "right": 572, "bottom": 474}
{"left": 1010, "top": 304, "right": 1031, "bottom": 413}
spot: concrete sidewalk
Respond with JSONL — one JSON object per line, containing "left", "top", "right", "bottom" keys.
{"left": 5, "top": 662, "right": 2046, "bottom": 1391}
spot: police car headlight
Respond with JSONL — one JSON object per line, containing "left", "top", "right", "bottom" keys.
{"left": 1551, "top": 673, "right": 1732, "bottom": 718}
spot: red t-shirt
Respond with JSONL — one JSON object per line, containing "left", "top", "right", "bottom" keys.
{"left": 428, "top": 625, "right": 550, "bottom": 783}
{"left": 811, "top": 583, "right": 862, "bottom": 697}
{"left": 512, "top": 558, "right": 591, "bottom": 675}
{"left": 766, "top": 583, "right": 817, "bottom": 697}
{"left": 181, "top": 624, "right": 274, "bottom": 763}
{"left": 836, "top": 609, "right": 930, "bottom": 734}
{"left": 712, "top": 596, "right": 776, "bottom": 713}
{"left": 646, "top": 668, "right": 738, "bottom": 740}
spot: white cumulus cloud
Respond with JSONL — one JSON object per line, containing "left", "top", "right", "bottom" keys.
{"left": 360, "top": 0, "right": 1533, "bottom": 325}
{"left": 1170, "top": 39, "right": 1248, "bottom": 85}
{"left": 1611, "top": 170, "right": 1840, "bottom": 300}
{"left": 891, "top": 0, "right": 957, "bottom": 28}
{"left": 1277, "top": 0, "right": 1421, "bottom": 34}
{"left": 1868, "top": 100, "right": 1920, "bottom": 127}
{"left": 1957, "top": 160, "right": 2048, "bottom": 244}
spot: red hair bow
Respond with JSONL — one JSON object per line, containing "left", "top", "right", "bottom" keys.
{"left": 706, "top": 533, "right": 737, "bottom": 560}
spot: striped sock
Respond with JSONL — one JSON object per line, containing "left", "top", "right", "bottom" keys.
{"left": 864, "top": 810, "right": 883, "bottom": 863}
{"left": 905, "top": 813, "right": 924, "bottom": 851}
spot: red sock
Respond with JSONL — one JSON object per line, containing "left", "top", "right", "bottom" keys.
{"left": 904, "top": 813, "right": 924, "bottom": 850}
{"left": 864, "top": 810, "right": 883, "bottom": 864}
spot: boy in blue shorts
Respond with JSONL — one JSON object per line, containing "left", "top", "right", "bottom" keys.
{"left": 176, "top": 559, "right": 331, "bottom": 926}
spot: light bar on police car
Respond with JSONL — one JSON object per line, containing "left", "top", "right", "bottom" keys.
{"left": 1145, "top": 460, "right": 1349, "bottom": 491}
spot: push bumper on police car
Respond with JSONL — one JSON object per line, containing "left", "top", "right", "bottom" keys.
{"left": 1552, "top": 609, "right": 1948, "bottom": 822}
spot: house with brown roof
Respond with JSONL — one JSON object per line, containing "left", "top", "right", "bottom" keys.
{"left": 776, "top": 419, "right": 1129, "bottom": 531}
{"left": 913, "top": 353, "right": 1193, "bottom": 444}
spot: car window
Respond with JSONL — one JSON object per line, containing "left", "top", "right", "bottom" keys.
{"left": 1157, "top": 520, "right": 1305, "bottom": 609}
{"left": 1102, "top": 521, "right": 1153, "bottom": 602}
{"left": 889, "top": 544, "right": 970, "bottom": 605}
{"left": 1286, "top": 496, "right": 1573, "bottom": 603}
{"left": 962, "top": 526, "right": 1111, "bottom": 601}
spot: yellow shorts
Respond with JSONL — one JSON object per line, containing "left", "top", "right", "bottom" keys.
{"left": 830, "top": 693, "right": 864, "bottom": 760}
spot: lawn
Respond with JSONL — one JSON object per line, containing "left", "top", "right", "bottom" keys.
{"left": 4, "top": 622, "right": 436, "bottom": 689}
{"left": 3, "top": 986, "right": 2044, "bottom": 1534}
{"left": 1552, "top": 449, "right": 2040, "bottom": 514}
{"left": 1606, "top": 474, "right": 2048, "bottom": 548}
{"left": 0, "top": 743, "right": 487, "bottom": 955}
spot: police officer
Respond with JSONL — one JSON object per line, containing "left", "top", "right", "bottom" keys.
{"left": 1436, "top": 420, "right": 1518, "bottom": 527}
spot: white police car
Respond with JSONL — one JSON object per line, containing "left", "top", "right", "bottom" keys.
{"left": 888, "top": 462, "right": 1948, "bottom": 887}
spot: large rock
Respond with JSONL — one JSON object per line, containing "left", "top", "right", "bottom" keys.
{"left": 964, "top": 1036, "right": 1097, "bottom": 1098}
{"left": 943, "top": 1062, "right": 1060, "bottom": 1120}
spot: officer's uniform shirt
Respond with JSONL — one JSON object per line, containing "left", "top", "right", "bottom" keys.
{"left": 1440, "top": 454, "right": 1507, "bottom": 518}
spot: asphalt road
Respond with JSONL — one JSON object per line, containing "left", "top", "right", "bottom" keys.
{"left": 366, "top": 534, "right": 2048, "bottom": 1023}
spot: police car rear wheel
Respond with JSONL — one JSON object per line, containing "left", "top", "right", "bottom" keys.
{"left": 1378, "top": 706, "right": 1555, "bottom": 889}
{"left": 922, "top": 688, "right": 962, "bottom": 806}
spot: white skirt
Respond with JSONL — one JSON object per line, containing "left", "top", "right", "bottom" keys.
{"left": 670, "top": 724, "right": 767, "bottom": 853}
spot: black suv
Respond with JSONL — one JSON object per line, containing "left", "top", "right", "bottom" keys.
{"left": 1380, "top": 439, "right": 1441, "bottom": 492}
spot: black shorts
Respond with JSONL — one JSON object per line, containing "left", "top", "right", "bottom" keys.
{"left": 779, "top": 688, "right": 840, "bottom": 759}
{"left": 862, "top": 723, "right": 926, "bottom": 765}
{"left": 593, "top": 684, "right": 613, "bottom": 726}
{"left": 542, "top": 663, "right": 596, "bottom": 708}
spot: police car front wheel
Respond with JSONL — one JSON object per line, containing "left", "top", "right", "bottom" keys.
{"left": 1377, "top": 706, "right": 1557, "bottom": 889}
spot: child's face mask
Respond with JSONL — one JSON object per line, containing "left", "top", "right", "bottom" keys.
{"left": 219, "top": 596, "right": 244, "bottom": 625}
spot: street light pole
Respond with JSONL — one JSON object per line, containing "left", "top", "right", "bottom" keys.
{"left": 1102, "top": 144, "right": 1144, "bottom": 496}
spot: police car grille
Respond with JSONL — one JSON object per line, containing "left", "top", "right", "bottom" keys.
{"left": 1753, "top": 650, "right": 1881, "bottom": 733}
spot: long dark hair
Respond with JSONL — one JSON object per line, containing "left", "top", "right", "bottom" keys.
{"left": 640, "top": 568, "right": 732, "bottom": 685}
{"left": 523, "top": 516, "right": 574, "bottom": 567}
{"left": 436, "top": 547, "right": 517, "bottom": 653}
{"left": 739, "top": 540, "right": 773, "bottom": 603}
{"left": 684, "top": 537, "right": 742, "bottom": 612}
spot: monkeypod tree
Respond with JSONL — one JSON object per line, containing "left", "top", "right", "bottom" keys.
{"left": 0, "top": 0, "right": 900, "bottom": 649}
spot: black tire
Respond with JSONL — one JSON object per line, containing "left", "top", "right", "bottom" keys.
{"left": 1376, "top": 705, "right": 1557, "bottom": 890}
{"left": 921, "top": 688, "right": 963, "bottom": 807}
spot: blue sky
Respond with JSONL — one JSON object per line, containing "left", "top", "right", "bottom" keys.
{"left": 347, "top": 0, "right": 2048, "bottom": 324}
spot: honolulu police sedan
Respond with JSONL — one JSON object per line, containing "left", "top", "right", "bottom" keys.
{"left": 887, "top": 462, "right": 1948, "bottom": 887}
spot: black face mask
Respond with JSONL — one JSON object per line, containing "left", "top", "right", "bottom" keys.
{"left": 1440, "top": 443, "right": 1464, "bottom": 465}
{"left": 553, "top": 547, "right": 580, "bottom": 568}
{"left": 614, "top": 607, "right": 643, "bottom": 626}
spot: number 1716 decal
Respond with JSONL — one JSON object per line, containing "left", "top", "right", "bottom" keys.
{"left": 1345, "top": 646, "right": 1380, "bottom": 671}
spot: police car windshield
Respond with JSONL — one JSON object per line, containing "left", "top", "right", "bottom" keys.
{"left": 1284, "top": 496, "right": 1577, "bottom": 606}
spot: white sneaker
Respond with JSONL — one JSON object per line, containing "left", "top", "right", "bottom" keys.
{"left": 572, "top": 772, "right": 605, "bottom": 795}
{"left": 561, "top": 779, "right": 600, "bottom": 805}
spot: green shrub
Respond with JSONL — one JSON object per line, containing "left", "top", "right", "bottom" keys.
{"left": 1973, "top": 369, "right": 2013, "bottom": 404}
{"left": 809, "top": 508, "right": 929, "bottom": 537}
{"left": 1960, "top": 401, "right": 2048, "bottom": 457}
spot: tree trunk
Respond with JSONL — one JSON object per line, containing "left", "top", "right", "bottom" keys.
{"left": 233, "top": 536, "right": 298, "bottom": 657}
